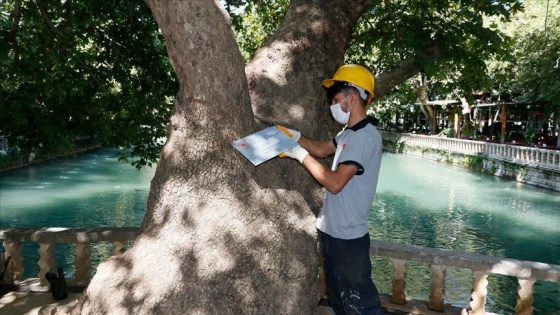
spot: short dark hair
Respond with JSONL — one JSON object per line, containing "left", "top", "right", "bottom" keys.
{"left": 324, "top": 81, "right": 366, "bottom": 104}
{"left": 324, "top": 81, "right": 346, "bottom": 101}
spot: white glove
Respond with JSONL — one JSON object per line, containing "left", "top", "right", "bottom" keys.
{"left": 280, "top": 145, "right": 309, "bottom": 164}
{"left": 276, "top": 125, "right": 301, "bottom": 142}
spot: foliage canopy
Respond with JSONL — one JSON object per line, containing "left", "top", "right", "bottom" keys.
{"left": 1, "top": 0, "right": 176, "bottom": 168}
{"left": 2, "top": 0, "right": 558, "bottom": 167}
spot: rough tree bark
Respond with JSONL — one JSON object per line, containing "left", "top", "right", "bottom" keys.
{"left": 71, "top": 1, "right": 441, "bottom": 314}
{"left": 417, "top": 73, "right": 437, "bottom": 134}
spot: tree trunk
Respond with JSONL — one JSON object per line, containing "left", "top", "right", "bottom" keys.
{"left": 417, "top": 73, "right": 436, "bottom": 133}
{"left": 71, "top": 1, "right": 315, "bottom": 314}
{"left": 71, "top": 1, "right": 442, "bottom": 313}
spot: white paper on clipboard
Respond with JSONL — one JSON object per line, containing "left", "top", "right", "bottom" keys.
{"left": 231, "top": 126, "right": 298, "bottom": 166}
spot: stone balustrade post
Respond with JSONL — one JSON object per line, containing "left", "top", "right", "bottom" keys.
{"left": 37, "top": 242, "right": 56, "bottom": 285}
{"left": 2, "top": 241, "right": 23, "bottom": 283}
{"left": 515, "top": 277, "right": 536, "bottom": 315}
{"left": 428, "top": 264, "right": 446, "bottom": 311}
{"left": 74, "top": 242, "right": 91, "bottom": 284}
{"left": 390, "top": 258, "right": 407, "bottom": 305}
{"left": 469, "top": 270, "right": 488, "bottom": 315}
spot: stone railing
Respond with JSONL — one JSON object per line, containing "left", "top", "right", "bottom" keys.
{"left": 380, "top": 131, "right": 560, "bottom": 171}
{"left": 370, "top": 240, "right": 560, "bottom": 315}
{"left": 0, "top": 227, "right": 140, "bottom": 287}
{"left": 1, "top": 228, "right": 559, "bottom": 314}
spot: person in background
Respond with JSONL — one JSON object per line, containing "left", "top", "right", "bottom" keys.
{"left": 278, "top": 64, "right": 384, "bottom": 315}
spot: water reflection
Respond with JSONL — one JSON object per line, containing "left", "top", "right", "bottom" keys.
{"left": 0, "top": 149, "right": 155, "bottom": 228}
{"left": 0, "top": 150, "right": 558, "bottom": 313}
{"left": 370, "top": 153, "right": 560, "bottom": 314}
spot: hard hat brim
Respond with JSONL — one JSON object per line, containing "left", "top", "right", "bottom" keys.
{"left": 322, "top": 79, "right": 336, "bottom": 89}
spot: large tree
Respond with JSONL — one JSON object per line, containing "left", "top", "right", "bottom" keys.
{"left": 487, "top": 0, "right": 560, "bottom": 146}
{"left": 2, "top": 0, "right": 523, "bottom": 313}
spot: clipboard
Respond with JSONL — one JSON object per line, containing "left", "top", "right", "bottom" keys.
{"left": 231, "top": 126, "right": 298, "bottom": 166}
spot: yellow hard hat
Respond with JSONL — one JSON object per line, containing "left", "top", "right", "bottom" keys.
{"left": 322, "top": 64, "right": 375, "bottom": 102}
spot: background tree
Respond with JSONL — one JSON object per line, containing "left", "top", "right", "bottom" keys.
{"left": 3, "top": 0, "right": 525, "bottom": 313}
{"left": 487, "top": 0, "right": 560, "bottom": 146}
{"left": 1, "top": 0, "right": 176, "bottom": 168}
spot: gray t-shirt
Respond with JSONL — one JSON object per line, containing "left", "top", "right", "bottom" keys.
{"left": 316, "top": 116, "right": 383, "bottom": 240}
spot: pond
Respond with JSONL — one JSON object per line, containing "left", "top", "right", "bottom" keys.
{"left": 0, "top": 149, "right": 558, "bottom": 314}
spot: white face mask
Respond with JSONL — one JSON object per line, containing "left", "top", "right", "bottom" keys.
{"left": 330, "top": 96, "right": 351, "bottom": 125}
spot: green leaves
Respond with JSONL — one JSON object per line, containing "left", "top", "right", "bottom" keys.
{"left": 3, "top": 0, "right": 557, "bottom": 167}
{"left": 226, "top": 0, "right": 289, "bottom": 62}
{"left": 488, "top": 0, "right": 559, "bottom": 115}
{"left": 1, "top": 0, "right": 176, "bottom": 168}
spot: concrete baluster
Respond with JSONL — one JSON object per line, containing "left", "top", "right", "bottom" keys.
{"left": 390, "top": 258, "right": 407, "bottom": 305}
{"left": 74, "top": 242, "right": 91, "bottom": 284}
{"left": 536, "top": 150, "right": 540, "bottom": 164}
{"left": 37, "top": 242, "right": 56, "bottom": 285}
{"left": 428, "top": 264, "right": 446, "bottom": 311}
{"left": 112, "top": 240, "right": 126, "bottom": 255}
{"left": 3, "top": 241, "right": 23, "bottom": 283}
{"left": 534, "top": 150, "right": 538, "bottom": 165}
{"left": 515, "top": 277, "right": 536, "bottom": 315}
{"left": 469, "top": 270, "right": 488, "bottom": 315}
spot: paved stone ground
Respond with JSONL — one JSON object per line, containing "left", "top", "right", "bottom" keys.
{"left": 0, "top": 290, "right": 81, "bottom": 315}
{"left": 1, "top": 289, "right": 474, "bottom": 315}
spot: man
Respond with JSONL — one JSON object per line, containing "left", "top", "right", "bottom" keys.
{"left": 278, "top": 64, "right": 383, "bottom": 315}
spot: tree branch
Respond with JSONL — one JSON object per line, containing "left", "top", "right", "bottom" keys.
{"left": 383, "top": 0, "right": 402, "bottom": 55}
{"left": 8, "top": 0, "right": 23, "bottom": 66}
{"left": 36, "top": 1, "right": 65, "bottom": 37}
{"left": 34, "top": 0, "right": 107, "bottom": 93}
{"left": 373, "top": 40, "right": 442, "bottom": 100}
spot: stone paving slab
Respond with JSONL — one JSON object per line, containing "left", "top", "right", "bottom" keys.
{"left": 1, "top": 290, "right": 491, "bottom": 315}
{"left": 0, "top": 291, "right": 81, "bottom": 315}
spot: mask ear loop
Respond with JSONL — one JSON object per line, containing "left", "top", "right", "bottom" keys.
{"left": 345, "top": 95, "right": 354, "bottom": 113}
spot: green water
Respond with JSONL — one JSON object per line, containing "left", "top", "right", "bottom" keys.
{"left": 0, "top": 149, "right": 154, "bottom": 228}
{"left": 370, "top": 153, "right": 559, "bottom": 314}
{"left": 0, "top": 149, "right": 558, "bottom": 313}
